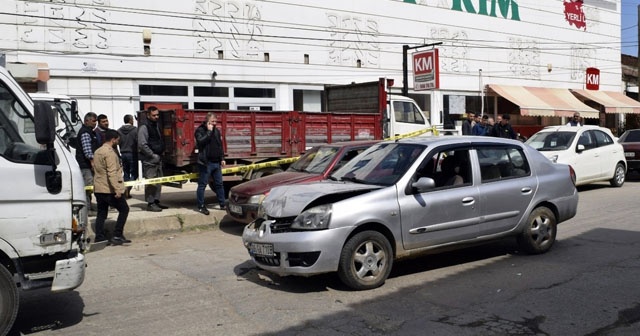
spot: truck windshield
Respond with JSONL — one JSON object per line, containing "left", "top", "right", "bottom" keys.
{"left": 0, "top": 81, "right": 40, "bottom": 161}
{"left": 332, "top": 143, "right": 424, "bottom": 186}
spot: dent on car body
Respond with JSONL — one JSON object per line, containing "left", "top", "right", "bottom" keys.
{"left": 263, "top": 182, "right": 380, "bottom": 217}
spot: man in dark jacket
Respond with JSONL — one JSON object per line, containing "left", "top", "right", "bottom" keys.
{"left": 138, "top": 106, "right": 167, "bottom": 212}
{"left": 194, "top": 112, "right": 226, "bottom": 215}
{"left": 118, "top": 114, "right": 138, "bottom": 199}
{"left": 94, "top": 114, "right": 109, "bottom": 146}
{"left": 490, "top": 113, "right": 517, "bottom": 139}
{"left": 75, "top": 112, "right": 98, "bottom": 210}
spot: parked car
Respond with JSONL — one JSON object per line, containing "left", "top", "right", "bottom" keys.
{"left": 227, "top": 140, "right": 378, "bottom": 224}
{"left": 526, "top": 126, "right": 626, "bottom": 187}
{"left": 618, "top": 129, "right": 640, "bottom": 174}
{"left": 242, "top": 136, "right": 579, "bottom": 290}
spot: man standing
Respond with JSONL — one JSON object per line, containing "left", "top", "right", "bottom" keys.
{"left": 566, "top": 113, "right": 582, "bottom": 126}
{"left": 472, "top": 115, "right": 489, "bottom": 136}
{"left": 490, "top": 113, "right": 517, "bottom": 139}
{"left": 462, "top": 112, "right": 475, "bottom": 135}
{"left": 75, "top": 112, "right": 99, "bottom": 210}
{"left": 118, "top": 114, "right": 138, "bottom": 199}
{"left": 94, "top": 114, "right": 109, "bottom": 146}
{"left": 195, "top": 112, "right": 226, "bottom": 215}
{"left": 93, "top": 130, "right": 130, "bottom": 246}
{"left": 138, "top": 106, "right": 167, "bottom": 212}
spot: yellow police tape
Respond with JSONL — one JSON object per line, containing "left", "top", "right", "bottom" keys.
{"left": 84, "top": 126, "right": 439, "bottom": 191}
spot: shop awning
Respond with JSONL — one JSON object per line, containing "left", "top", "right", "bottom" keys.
{"left": 570, "top": 89, "right": 640, "bottom": 114}
{"left": 486, "top": 84, "right": 599, "bottom": 118}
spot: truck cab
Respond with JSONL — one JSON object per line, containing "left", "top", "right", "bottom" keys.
{"left": 0, "top": 66, "right": 87, "bottom": 334}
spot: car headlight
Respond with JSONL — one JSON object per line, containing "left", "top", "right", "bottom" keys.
{"left": 291, "top": 204, "right": 332, "bottom": 230}
{"left": 549, "top": 155, "right": 558, "bottom": 163}
{"left": 247, "top": 194, "right": 266, "bottom": 205}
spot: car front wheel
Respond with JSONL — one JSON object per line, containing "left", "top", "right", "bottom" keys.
{"left": 338, "top": 231, "right": 393, "bottom": 290}
{"left": 517, "top": 206, "right": 557, "bottom": 254}
{"left": 609, "top": 163, "right": 625, "bottom": 187}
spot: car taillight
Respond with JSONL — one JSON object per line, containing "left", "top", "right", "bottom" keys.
{"left": 569, "top": 165, "right": 576, "bottom": 186}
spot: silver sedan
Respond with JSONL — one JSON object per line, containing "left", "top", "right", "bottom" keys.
{"left": 242, "top": 136, "right": 579, "bottom": 290}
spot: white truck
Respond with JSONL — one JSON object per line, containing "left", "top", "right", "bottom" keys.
{"left": 0, "top": 66, "right": 88, "bottom": 333}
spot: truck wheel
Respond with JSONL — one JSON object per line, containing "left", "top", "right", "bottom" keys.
{"left": 609, "top": 163, "right": 625, "bottom": 187}
{"left": 337, "top": 231, "right": 393, "bottom": 290}
{"left": 251, "top": 167, "right": 283, "bottom": 180}
{"left": 517, "top": 206, "right": 557, "bottom": 255}
{"left": 0, "top": 265, "right": 18, "bottom": 335}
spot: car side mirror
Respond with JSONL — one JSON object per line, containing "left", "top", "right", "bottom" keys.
{"left": 576, "top": 144, "right": 585, "bottom": 152}
{"left": 412, "top": 177, "right": 436, "bottom": 193}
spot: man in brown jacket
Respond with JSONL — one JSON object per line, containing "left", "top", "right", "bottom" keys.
{"left": 93, "top": 129, "right": 130, "bottom": 245}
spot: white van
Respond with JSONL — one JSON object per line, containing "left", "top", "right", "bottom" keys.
{"left": 0, "top": 66, "right": 87, "bottom": 333}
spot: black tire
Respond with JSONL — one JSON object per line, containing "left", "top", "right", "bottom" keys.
{"left": 337, "top": 231, "right": 393, "bottom": 290}
{"left": 0, "top": 266, "right": 18, "bottom": 335}
{"left": 609, "top": 163, "right": 625, "bottom": 187}
{"left": 517, "top": 206, "right": 557, "bottom": 255}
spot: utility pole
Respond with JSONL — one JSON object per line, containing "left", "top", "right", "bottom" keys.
{"left": 402, "top": 42, "right": 443, "bottom": 96}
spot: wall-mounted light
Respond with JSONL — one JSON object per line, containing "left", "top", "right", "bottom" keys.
{"left": 547, "top": 63, "right": 552, "bottom": 72}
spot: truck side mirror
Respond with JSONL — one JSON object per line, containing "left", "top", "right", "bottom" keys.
{"left": 34, "top": 101, "right": 62, "bottom": 194}
{"left": 34, "top": 101, "right": 56, "bottom": 144}
{"left": 70, "top": 100, "right": 79, "bottom": 123}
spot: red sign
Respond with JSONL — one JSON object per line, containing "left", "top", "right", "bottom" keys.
{"left": 413, "top": 49, "right": 439, "bottom": 90}
{"left": 564, "top": 0, "right": 586, "bottom": 31}
{"left": 586, "top": 67, "right": 600, "bottom": 90}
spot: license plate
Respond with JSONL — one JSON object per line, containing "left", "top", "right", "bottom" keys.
{"left": 625, "top": 152, "right": 635, "bottom": 158}
{"left": 250, "top": 243, "right": 274, "bottom": 257}
{"left": 229, "top": 204, "right": 242, "bottom": 214}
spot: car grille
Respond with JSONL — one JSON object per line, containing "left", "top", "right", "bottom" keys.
{"left": 255, "top": 253, "right": 280, "bottom": 266}
{"left": 268, "top": 217, "right": 296, "bottom": 234}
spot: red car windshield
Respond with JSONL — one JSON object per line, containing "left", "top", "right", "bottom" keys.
{"left": 288, "top": 146, "right": 339, "bottom": 174}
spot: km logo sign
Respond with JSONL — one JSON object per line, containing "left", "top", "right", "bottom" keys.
{"left": 586, "top": 67, "right": 599, "bottom": 91}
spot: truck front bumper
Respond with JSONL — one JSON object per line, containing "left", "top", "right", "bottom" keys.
{"left": 51, "top": 252, "right": 85, "bottom": 292}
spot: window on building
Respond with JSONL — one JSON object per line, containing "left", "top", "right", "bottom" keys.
{"left": 194, "top": 102, "right": 230, "bottom": 109}
{"left": 139, "top": 85, "right": 188, "bottom": 96}
{"left": 194, "top": 87, "right": 229, "bottom": 97}
{"left": 234, "top": 88, "right": 275, "bottom": 98}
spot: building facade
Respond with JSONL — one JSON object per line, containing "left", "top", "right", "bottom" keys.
{"left": 1, "top": 0, "right": 635, "bottom": 133}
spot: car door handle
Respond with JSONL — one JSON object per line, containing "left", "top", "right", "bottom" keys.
{"left": 521, "top": 187, "right": 532, "bottom": 194}
{"left": 462, "top": 197, "right": 475, "bottom": 206}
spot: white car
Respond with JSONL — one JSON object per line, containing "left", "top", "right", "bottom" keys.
{"left": 526, "top": 126, "right": 626, "bottom": 187}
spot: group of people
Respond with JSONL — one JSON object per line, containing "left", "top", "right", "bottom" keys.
{"left": 461, "top": 112, "right": 520, "bottom": 140}
{"left": 76, "top": 107, "right": 227, "bottom": 246}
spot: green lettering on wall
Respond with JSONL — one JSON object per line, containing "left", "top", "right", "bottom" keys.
{"left": 451, "top": 0, "right": 520, "bottom": 21}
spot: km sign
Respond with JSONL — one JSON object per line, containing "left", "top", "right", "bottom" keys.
{"left": 413, "top": 49, "right": 439, "bottom": 90}
{"left": 586, "top": 67, "right": 600, "bottom": 90}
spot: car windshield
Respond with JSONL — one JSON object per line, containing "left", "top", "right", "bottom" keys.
{"left": 331, "top": 143, "right": 424, "bottom": 186}
{"left": 526, "top": 131, "right": 576, "bottom": 151}
{"left": 287, "top": 145, "right": 339, "bottom": 174}
{"left": 620, "top": 130, "right": 640, "bottom": 143}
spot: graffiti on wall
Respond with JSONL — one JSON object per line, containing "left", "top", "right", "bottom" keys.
{"left": 193, "top": 0, "right": 264, "bottom": 60}
{"left": 18, "top": 0, "right": 110, "bottom": 51}
{"left": 429, "top": 28, "right": 469, "bottom": 74}
{"left": 326, "top": 13, "right": 380, "bottom": 67}
{"left": 570, "top": 45, "right": 595, "bottom": 81}
{"left": 508, "top": 38, "right": 540, "bottom": 79}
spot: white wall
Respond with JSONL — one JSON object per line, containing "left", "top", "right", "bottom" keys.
{"left": 0, "top": 0, "right": 622, "bottom": 112}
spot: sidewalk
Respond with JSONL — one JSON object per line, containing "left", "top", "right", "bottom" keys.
{"left": 88, "top": 182, "right": 233, "bottom": 239}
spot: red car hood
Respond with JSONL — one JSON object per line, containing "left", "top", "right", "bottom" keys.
{"left": 231, "top": 171, "right": 323, "bottom": 196}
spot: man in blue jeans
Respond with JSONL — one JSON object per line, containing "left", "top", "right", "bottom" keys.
{"left": 195, "top": 112, "right": 226, "bottom": 215}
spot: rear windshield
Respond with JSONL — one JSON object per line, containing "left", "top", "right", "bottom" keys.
{"left": 620, "top": 130, "right": 640, "bottom": 142}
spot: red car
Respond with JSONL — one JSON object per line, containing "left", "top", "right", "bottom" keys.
{"left": 226, "top": 140, "right": 378, "bottom": 224}
{"left": 619, "top": 129, "right": 640, "bottom": 174}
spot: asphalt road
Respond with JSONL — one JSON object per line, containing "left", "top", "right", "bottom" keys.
{"left": 9, "top": 173, "right": 640, "bottom": 336}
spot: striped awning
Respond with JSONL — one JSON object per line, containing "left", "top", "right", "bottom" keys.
{"left": 570, "top": 89, "right": 640, "bottom": 114}
{"left": 487, "top": 84, "right": 599, "bottom": 118}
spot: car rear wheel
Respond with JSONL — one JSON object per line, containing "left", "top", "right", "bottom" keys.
{"left": 609, "top": 163, "right": 625, "bottom": 187}
{"left": 517, "top": 206, "right": 557, "bottom": 255}
{"left": 338, "top": 231, "right": 393, "bottom": 290}
{"left": 0, "top": 265, "right": 18, "bottom": 335}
